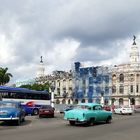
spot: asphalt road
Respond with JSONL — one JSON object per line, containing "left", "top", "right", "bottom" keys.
{"left": 0, "top": 113, "right": 140, "bottom": 140}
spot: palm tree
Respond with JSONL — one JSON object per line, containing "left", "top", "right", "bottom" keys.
{"left": 0, "top": 67, "right": 13, "bottom": 85}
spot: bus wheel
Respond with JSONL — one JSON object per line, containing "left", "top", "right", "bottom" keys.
{"left": 32, "top": 108, "right": 39, "bottom": 115}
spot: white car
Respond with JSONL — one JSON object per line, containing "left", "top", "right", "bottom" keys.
{"left": 114, "top": 106, "right": 133, "bottom": 115}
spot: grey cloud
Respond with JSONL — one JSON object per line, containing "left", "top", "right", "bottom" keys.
{"left": 0, "top": 0, "right": 140, "bottom": 83}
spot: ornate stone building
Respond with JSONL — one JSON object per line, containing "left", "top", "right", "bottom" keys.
{"left": 35, "top": 70, "right": 73, "bottom": 104}
{"left": 72, "top": 62, "right": 111, "bottom": 105}
{"left": 111, "top": 36, "right": 140, "bottom": 106}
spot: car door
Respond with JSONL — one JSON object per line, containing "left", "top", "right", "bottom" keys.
{"left": 18, "top": 104, "right": 25, "bottom": 120}
{"left": 93, "top": 105, "right": 105, "bottom": 121}
{"left": 115, "top": 106, "right": 121, "bottom": 114}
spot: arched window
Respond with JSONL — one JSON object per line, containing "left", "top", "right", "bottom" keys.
{"left": 81, "top": 99, "right": 85, "bottom": 103}
{"left": 62, "top": 99, "right": 66, "bottom": 104}
{"left": 111, "top": 98, "right": 116, "bottom": 104}
{"left": 130, "top": 74, "right": 134, "bottom": 82}
{"left": 104, "top": 99, "right": 108, "bottom": 105}
{"left": 131, "top": 98, "right": 135, "bottom": 105}
{"left": 68, "top": 99, "right": 71, "bottom": 104}
{"left": 119, "top": 98, "right": 123, "bottom": 105}
{"left": 112, "top": 86, "right": 116, "bottom": 93}
{"left": 136, "top": 74, "right": 140, "bottom": 82}
{"left": 130, "top": 85, "right": 133, "bottom": 93}
{"left": 119, "top": 85, "right": 124, "bottom": 94}
{"left": 74, "top": 99, "right": 78, "bottom": 104}
{"left": 119, "top": 74, "right": 124, "bottom": 82}
{"left": 112, "top": 74, "right": 116, "bottom": 81}
{"left": 56, "top": 99, "right": 60, "bottom": 104}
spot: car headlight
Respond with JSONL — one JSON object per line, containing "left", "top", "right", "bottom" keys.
{"left": 14, "top": 112, "right": 19, "bottom": 117}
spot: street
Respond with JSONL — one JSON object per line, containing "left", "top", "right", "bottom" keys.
{"left": 0, "top": 113, "right": 140, "bottom": 140}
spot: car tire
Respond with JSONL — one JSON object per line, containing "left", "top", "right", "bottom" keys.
{"left": 120, "top": 111, "right": 123, "bottom": 115}
{"left": 22, "top": 117, "right": 25, "bottom": 122}
{"left": 106, "top": 116, "right": 112, "bottom": 124}
{"left": 86, "top": 118, "right": 94, "bottom": 126}
{"left": 32, "top": 108, "right": 39, "bottom": 115}
{"left": 16, "top": 117, "right": 21, "bottom": 126}
{"left": 69, "top": 121, "right": 75, "bottom": 126}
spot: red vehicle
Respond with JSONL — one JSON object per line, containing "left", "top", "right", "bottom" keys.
{"left": 39, "top": 105, "right": 55, "bottom": 118}
{"left": 103, "top": 105, "right": 112, "bottom": 111}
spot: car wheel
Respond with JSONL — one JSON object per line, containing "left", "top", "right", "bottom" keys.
{"left": 22, "top": 117, "right": 25, "bottom": 122}
{"left": 129, "top": 113, "right": 132, "bottom": 115}
{"left": 120, "top": 111, "right": 123, "bottom": 115}
{"left": 86, "top": 118, "right": 94, "bottom": 126}
{"left": 16, "top": 117, "right": 21, "bottom": 126}
{"left": 69, "top": 121, "right": 75, "bottom": 126}
{"left": 106, "top": 116, "right": 112, "bottom": 124}
{"left": 32, "top": 109, "right": 39, "bottom": 115}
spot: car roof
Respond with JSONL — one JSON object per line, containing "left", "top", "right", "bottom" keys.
{"left": 78, "top": 103, "right": 101, "bottom": 107}
{"left": 0, "top": 100, "right": 20, "bottom": 104}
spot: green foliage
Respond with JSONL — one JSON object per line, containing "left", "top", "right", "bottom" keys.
{"left": 0, "top": 67, "right": 13, "bottom": 85}
{"left": 19, "top": 83, "right": 49, "bottom": 91}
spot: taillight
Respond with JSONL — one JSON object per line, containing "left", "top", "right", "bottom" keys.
{"left": 26, "top": 101, "right": 34, "bottom": 107}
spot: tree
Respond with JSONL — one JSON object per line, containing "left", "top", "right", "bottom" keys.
{"left": 19, "top": 83, "right": 49, "bottom": 91}
{"left": 0, "top": 67, "right": 13, "bottom": 85}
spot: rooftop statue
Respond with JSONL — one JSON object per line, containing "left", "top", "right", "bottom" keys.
{"left": 133, "top": 35, "right": 136, "bottom": 45}
{"left": 40, "top": 56, "right": 43, "bottom": 63}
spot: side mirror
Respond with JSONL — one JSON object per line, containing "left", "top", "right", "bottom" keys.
{"left": 53, "top": 107, "right": 55, "bottom": 111}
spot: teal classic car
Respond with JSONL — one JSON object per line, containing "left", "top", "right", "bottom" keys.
{"left": 64, "top": 103, "right": 112, "bottom": 126}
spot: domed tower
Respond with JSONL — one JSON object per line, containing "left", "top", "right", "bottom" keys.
{"left": 130, "top": 35, "right": 139, "bottom": 67}
{"left": 36, "top": 56, "right": 45, "bottom": 77}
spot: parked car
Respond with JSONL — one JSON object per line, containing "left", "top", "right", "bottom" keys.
{"left": 58, "top": 104, "right": 76, "bottom": 113}
{"left": 64, "top": 103, "right": 112, "bottom": 126}
{"left": 134, "top": 106, "right": 140, "bottom": 113}
{"left": 0, "top": 101, "right": 25, "bottom": 125}
{"left": 65, "top": 105, "right": 76, "bottom": 112}
{"left": 114, "top": 105, "right": 133, "bottom": 115}
{"left": 39, "top": 105, "right": 55, "bottom": 118}
{"left": 61, "top": 105, "right": 76, "bottom": 113}
{"left": 103, "top": 105, "right": 112, "bottom": 111}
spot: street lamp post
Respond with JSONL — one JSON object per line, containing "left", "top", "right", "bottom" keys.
{"left": 101, "top": 92, "right": 104, "bottom": 106}
{"left": 50, "top": 81, "right": 55, "bottom": 108}
{"left": 128, "top": 94, "right": 131, "bottom": 107}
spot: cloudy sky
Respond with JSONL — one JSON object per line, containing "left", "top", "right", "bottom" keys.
{"left": 0, "top": 0, "right": 140, "bottom": 84}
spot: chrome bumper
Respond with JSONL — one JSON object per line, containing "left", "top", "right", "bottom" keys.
{"left": 0, "top": 117, "right": 19, "bottom": 121}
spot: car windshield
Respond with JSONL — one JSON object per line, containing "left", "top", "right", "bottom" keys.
{"left": 0, "top": 103, "right": 16, "bottom": 108}
{"left": 75, "top": 105, "right": 91, "bottom": 110}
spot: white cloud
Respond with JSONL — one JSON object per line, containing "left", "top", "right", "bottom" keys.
{"left": 45, "top": 38, "right": 80, "bottom": 73}
{"left": 0, "top": 0, "right": 140, "bottom": 84}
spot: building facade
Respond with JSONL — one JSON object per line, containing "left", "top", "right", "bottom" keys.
{"left": 111, "top": 37, "right": 140, "bottom": 106}
{"left": 72, "top": 37, "right": 140, "bottom": 106}
{"left": 73, "top": 62, "right": 111, "bottom": 105}
{"left": 35, "top": 70, "right": 73, "bottom": 104}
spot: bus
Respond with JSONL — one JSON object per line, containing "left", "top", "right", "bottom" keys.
{"left": 0, "top": 86, "right": 50, "bottom": 115}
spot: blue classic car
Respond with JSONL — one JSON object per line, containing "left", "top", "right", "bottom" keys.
{"left": 64, "top": 103, "right": 112, "bottom": 126}
{"left": 0, "top": 101, "right": 25, "bottom": 125}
